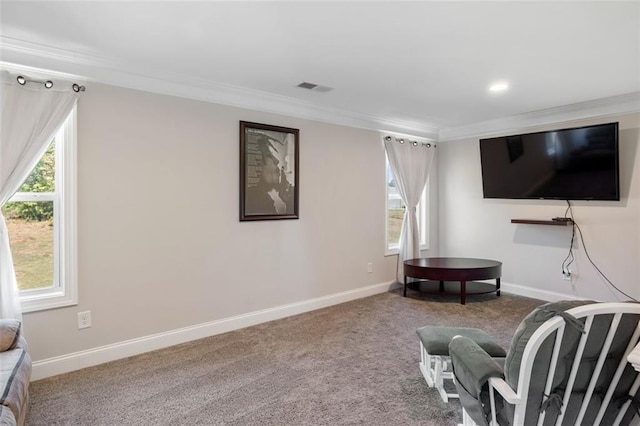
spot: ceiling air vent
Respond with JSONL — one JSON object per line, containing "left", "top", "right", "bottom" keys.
{"left": 297, "top": 82, "right": 333, "bottom": 93}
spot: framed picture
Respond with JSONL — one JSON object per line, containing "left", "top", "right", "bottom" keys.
{"left": 239, "top": 121, "right": 299, "bottom": 221}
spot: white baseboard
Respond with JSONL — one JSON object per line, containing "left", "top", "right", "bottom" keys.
{"left": 32, "top": 280, "right": 583, "bottom": 381}
{"left": 32, "top": 280, "right": 398, "bottom": 381}
{"left": 500, "top": 281, "right": 586, "bottom": 302}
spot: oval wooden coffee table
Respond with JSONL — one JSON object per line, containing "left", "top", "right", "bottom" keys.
{"left": 403, "top": 257, "right": 502, "bottom": 305}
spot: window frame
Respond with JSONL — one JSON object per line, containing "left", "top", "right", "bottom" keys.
{"left": 384, "top": 156, "right": 430, "bottom": 256}
{"left": 11, "top": 108, "right": 78, "bottom": 313}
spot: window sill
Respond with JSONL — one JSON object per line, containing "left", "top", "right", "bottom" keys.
{"left": 385, "top": 244, "right": 429, "bottom": 257}
{"left": 20, "top": 291, "right": 77, "bottom": 313}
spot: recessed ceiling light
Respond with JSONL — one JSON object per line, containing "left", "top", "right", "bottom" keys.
{"left": 488, "top": 81, "right": 509, "bottom": 93}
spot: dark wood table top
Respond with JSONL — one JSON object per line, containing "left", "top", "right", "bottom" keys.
{"left": 404, "top": 257, "right": 502, "bottom": 269}
{"left": 403, "top": 257, "right": 502, "bottom": 282}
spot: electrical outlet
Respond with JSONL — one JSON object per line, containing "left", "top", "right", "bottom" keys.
{"left": 367, "top": 262, "right": 373, "bottom": 274}
{"left": 77, "top": 311, "right": 92, "bottom": 329}
{"left": 562, "top": 270, "right": 572, "bottom": 281}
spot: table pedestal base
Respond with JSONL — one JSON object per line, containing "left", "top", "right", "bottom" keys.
{"left": 405, "top": 280, "right": 500, "bottom": 304}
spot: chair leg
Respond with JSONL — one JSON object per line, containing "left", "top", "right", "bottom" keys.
{"left": 418, "top": 342, "right": 460, "bottom": 403}
{"left": 419, "top": 342, "right": 436, "bottom": 387}
{"left": 459, "top": 408, "right": 479, "bottom": 426}
{"left": 434, "top": 356, "right": 449, "bottom": 402}
{"left": 441, "top": 364, "right": 459, "bottom": 402}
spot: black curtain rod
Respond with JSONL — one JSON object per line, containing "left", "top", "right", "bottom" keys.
{"left": 17, "top": 75, "right": 86, "bottom": 93}
{"left": 384, "top": 135, "right": 435, "bottom": 148}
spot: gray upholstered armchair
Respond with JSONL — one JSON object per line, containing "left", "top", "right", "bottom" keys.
{"left": 449, "top": 300, "right": 640, "bottom": 426}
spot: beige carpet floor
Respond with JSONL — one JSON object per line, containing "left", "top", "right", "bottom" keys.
{"left": 27, "top": 287, "right": 543, "bottom": 425}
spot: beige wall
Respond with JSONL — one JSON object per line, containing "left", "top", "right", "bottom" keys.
{"left": 438, "top": 113, "right": 640, "bottom": 301}
{"left": 22, "top": 84, "right": 407, "bottom": 362}
{"left": 27, "top": 79, "right": 636, "bottom": 367}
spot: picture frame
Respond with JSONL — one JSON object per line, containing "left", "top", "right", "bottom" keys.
{"left": 239, "top": 121, "right": 299, "bottom": 221}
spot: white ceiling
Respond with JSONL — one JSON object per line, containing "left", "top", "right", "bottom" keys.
{"left": 1, "top": 1, "right": 639, "bottom": 139}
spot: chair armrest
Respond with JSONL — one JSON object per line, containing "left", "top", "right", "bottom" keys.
{"left": 450, "top": 336, "right": 506, "bottom": 426}
{"left": 488, "top": 377, "right": 520, "bottom": 404}
{"left": 449, "top": 335, "right": 504, "bottom": 397}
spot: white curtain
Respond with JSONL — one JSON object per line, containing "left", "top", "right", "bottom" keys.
{"left": 0, "top": 71, "right": 81, "bottom": 320}
{"left": 384, "top": 137, "right": 435, "bottom": 283}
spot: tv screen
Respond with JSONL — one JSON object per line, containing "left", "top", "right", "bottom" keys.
{"left": 479, "top": 122, "right": 619, "bottom": 201}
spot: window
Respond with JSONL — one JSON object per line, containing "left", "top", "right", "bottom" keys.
{"left": 385, "top": 158, "right": 429, "bottom": 255}
{"left": 2, "top": 108, "right": 77, "bottom": 312}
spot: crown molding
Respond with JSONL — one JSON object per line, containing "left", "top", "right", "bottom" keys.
{"left": 0, "top": 36, "right": 440, "bottom": 139}
{"left": 3, "top": 35, "right": 638, "bottom": 142}
{"left": 439, "top": 92, "right": 640, "bottom": 141}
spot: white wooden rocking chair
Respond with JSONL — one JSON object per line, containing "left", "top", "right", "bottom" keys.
{"left": 448, "top": 301, "right": 640, "bottom": 426}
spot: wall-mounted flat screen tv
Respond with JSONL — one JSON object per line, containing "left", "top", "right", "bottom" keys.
{"left": 479, "top": 122, "right": 619, "bottom": 201}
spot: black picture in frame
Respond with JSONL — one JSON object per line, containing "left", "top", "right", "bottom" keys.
{"left": 239, "top": 121, "right": 299, "bottom": 221}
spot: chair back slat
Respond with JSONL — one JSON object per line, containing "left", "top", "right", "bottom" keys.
{"left": 612, "top": 374, "right": 640, "bottom": 426}
{"left": 512, "top": 315, "right": 565, "bottom": 426}
{"left": 594, "top": 322, "right": 640, "bottom": 425}
{"left": 554, "top": 315, "right": 595, "bottom": 426}
{"left": 537, "top": 323, "right": 566, "bottom": 426}
{"left": 574, "top": 312, "right": 623, "bottom": 425}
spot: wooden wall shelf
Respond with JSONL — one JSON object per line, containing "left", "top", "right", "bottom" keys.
{"left": 511, "top": 219, "right": 573, "bottom": 226}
